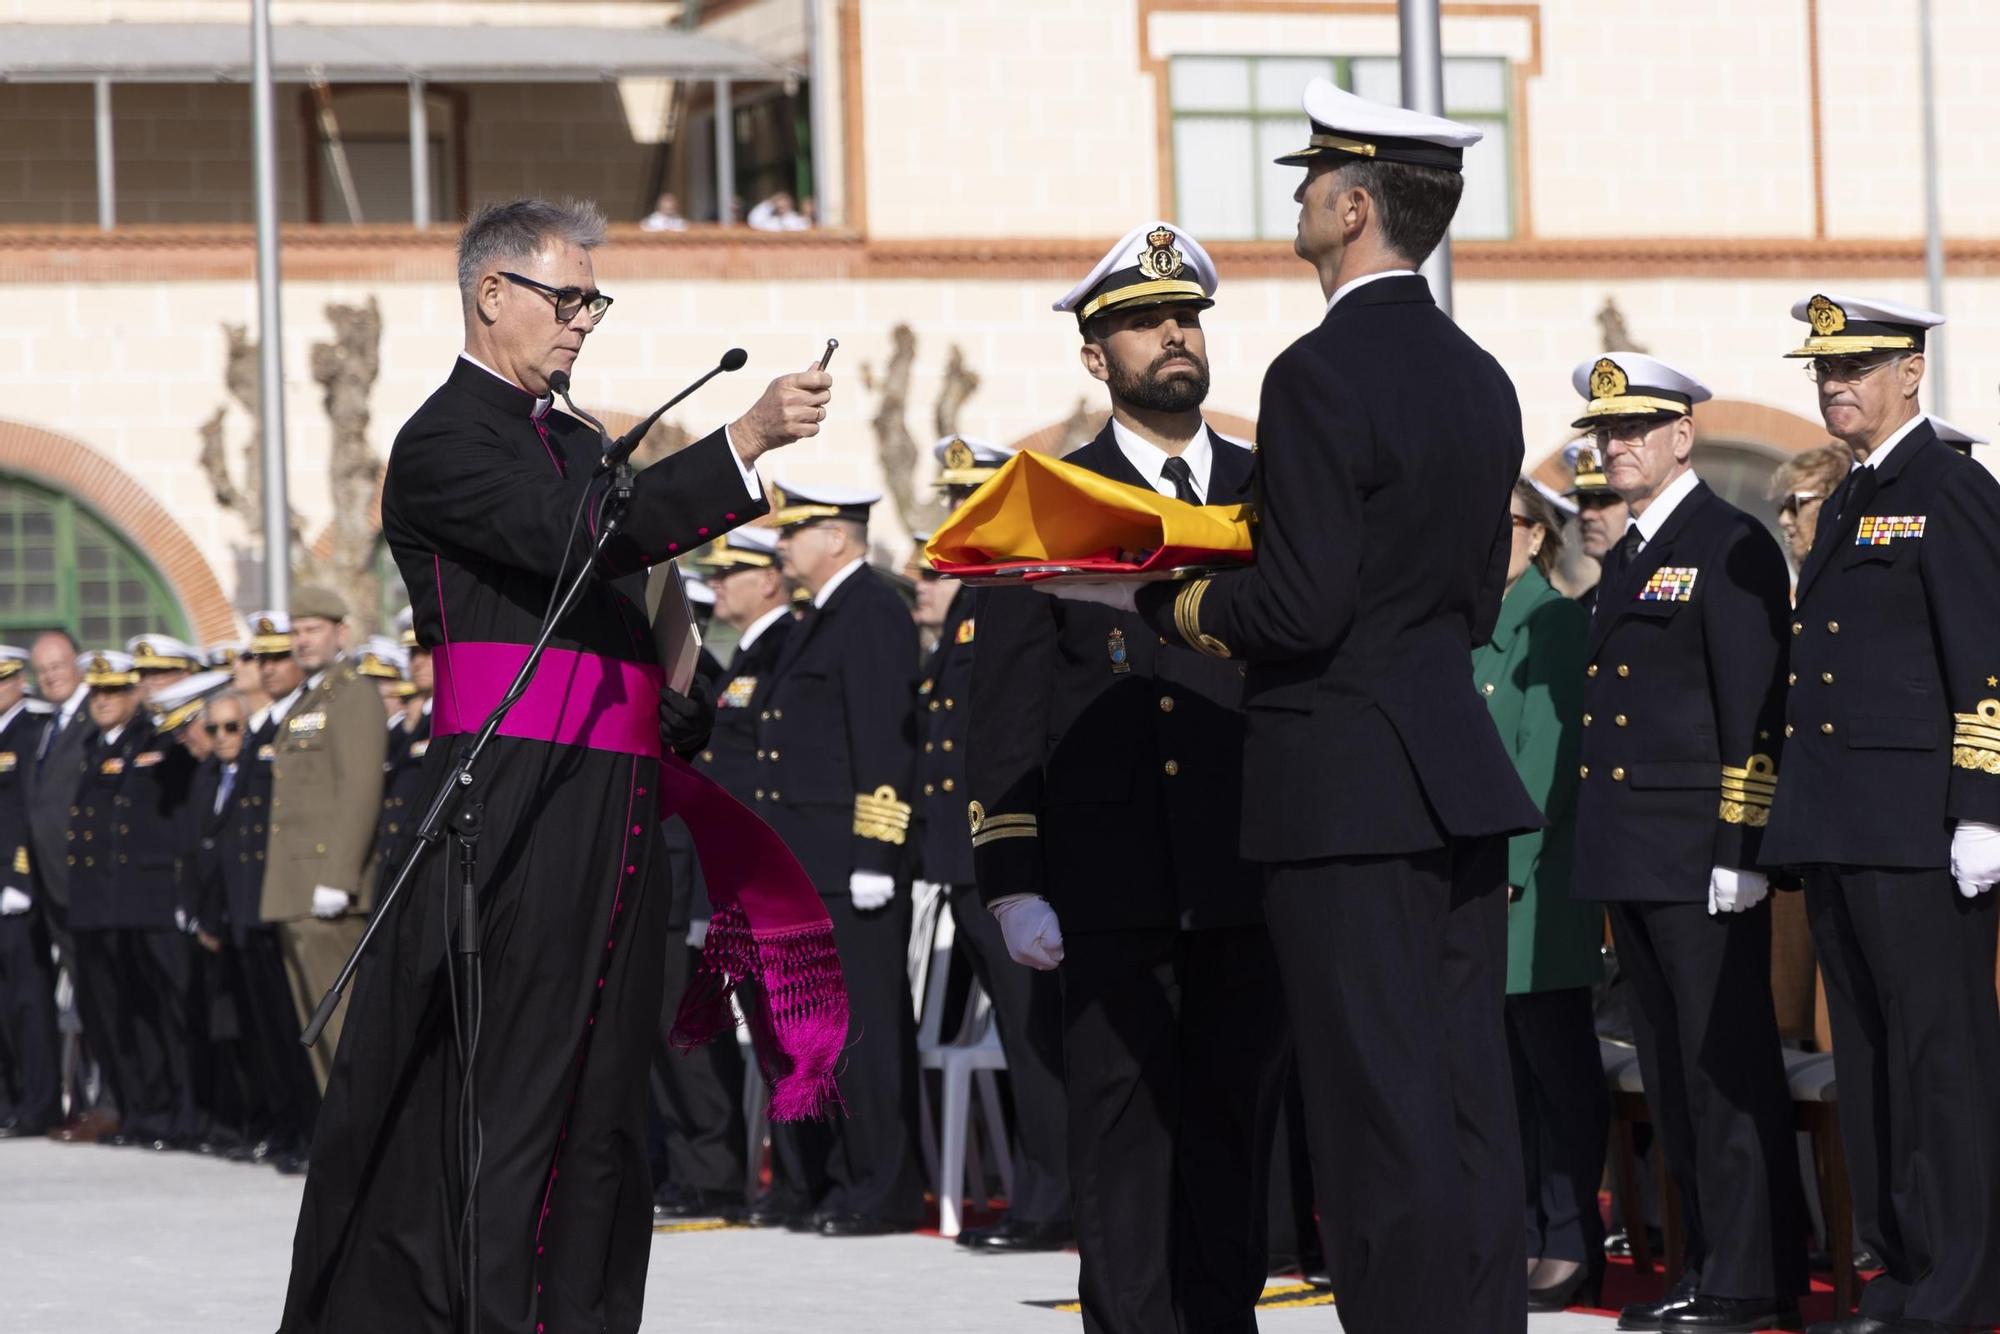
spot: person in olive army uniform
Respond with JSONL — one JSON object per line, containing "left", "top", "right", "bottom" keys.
{"left": 1762, "top": 296, "right": 2000, "bottom": 1334}
{"left": 758, "top": 480, "right": 925, "bottom": 1235}
{"left": 63, "top": 650, "right": 206, "bottom": 1150}
{"left": 970, "top": 221, "right": 1288, "bottom": 1334}
{"left": 0, "top": 645, "right": 62, "bottom": 1139}
{"left": 1565, "top": 352, "right": 1807, "bottom": 1334}
{"left": 259, "top": 586, "right": 388, "bottom": 1087}
{"left": 911, "top": 434, "right": 1074, "bottom": 1253}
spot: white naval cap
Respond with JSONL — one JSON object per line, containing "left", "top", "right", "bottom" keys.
{"left": 395, "top": 604, "right": 417, "bottom": 650}
{"left": 767, "top": 478, "right": 882, "bottom": 529}
{"left": 355, "top": 637, "right": 409, "bottom": 681}
{"left": 695, "top": 523, "right": 782, "bottom": 574}
{"left": 1929, "top": 416, "right": 1989, "bottom": 454}
{"left": 204, "top": 641, "right": 244, "bottom": 668}
{"left": 246, "top": 610, "right": 293, "bottom": 656}
{"left": 1570, "top": 352, "right": 1712, "bottom": 429}
{"left": 1275, "top": 77, "right": 1483, "bottom": 171}
{"left": 679, "top": 568, "right": 717, "bottom": 607}
{"left": 933, "top": 435, "right": 1016, "bottom": 489}
{"left": 148, "top": 668, "right": 235, "bottom": 731}
{"left": 1528, "top": 476, "right": 1579, "bottom": 518}
{"left": 126, "top": 634, "right": 200, "bottom": 672}
{"left": 1786, "top": 293, "right": 1943, "bottom": 358}
{"left": 0, "top": 645, "right": 27, "bottom": 680}
{"left": 82, "top": 650, "right": 140, "bottom": 687}
{"left": 1055, "top": 221, "right": 1218, "bottom": 324}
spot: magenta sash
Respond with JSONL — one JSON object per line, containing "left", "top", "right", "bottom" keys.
{"left": 431, "top": 641, "right": 847, "bottom": 1121}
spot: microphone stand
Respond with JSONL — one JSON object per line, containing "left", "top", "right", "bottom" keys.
{"left": 301, "top": 461, "right": 640, "bottom": 1334}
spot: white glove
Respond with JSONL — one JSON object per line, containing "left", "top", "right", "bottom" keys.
{"left": 1706, "top": 866, "right": 1769, "bottom": 915}
{"left": 849, "top": 871, "right": 895, "bottom": 912}
{"left": 1033, "top": 580, "right": 1138, "bottom": 613}
{"left": 685, "top": 918, "right": 709, "bottom": 949}
{"left": 1950, "top": 820, "right": 2000, "bottom": 898}
{"left": 911, "top": 878, "right": 940, "bottom": 900}
{"left": 990, "top": 893, "right": 1065, "bottom": 970}
{"left": 0, "top": 886, "right": 30, "bottom": 916}
{"left": 311, "top": 885, "right": 353, "bottom": 919}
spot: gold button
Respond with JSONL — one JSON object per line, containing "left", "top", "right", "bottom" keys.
{"left": 1827, "top": 621, "right": 1840, "bottom": 634}
{"left": 929, "top": 701, "right": 941, "bottom": 712}
{"left": 769, "top": 749, "right": 780, "bottom": 761}
{"left": 1614, "top": 714, "right": 1628, "bottom": 727}
{"left": 1612, "top": 767, "right": 1626, "bottom": 781}
{"left": 944, "top": 698, "right": 955, "bottom": 710}
{"left": 1159, "top": 696, "right": 1175, "bottom": 713}
{"left": 942, "top": 740, "right": 954, "bottom": 752}
{"left": 770, "top": 790, "right": 781, "bottom": 800}
{"left": 756, "top": 749, "right": 766, "bottom": 760}
{"left": 772, "top": 709, "right": 783, "bottom": 720}
{"left": 1582, "top": 713, "right": 1593, "bottom": 726}
{"left": 1586, "top": 664, "right": 1598, "bottom": 678}
{"left": 1157, "top": 636, "right": 1168, "bottom": 647}
{"left": 1822, "top": 672, "right": 1834, "bottom": 684}
{"left": 1480, "top": 682, "right": 1495, "bottom": 696}
{"left": 1579, "top": 765, "right": 1590, "bottom": 778}
{"left": 1785, "top": 724, "right": 1796, "bottom": 737}
{"left": 754, "top": 789, "right": 765, "bottom": 801}
{"left": 315, "top": 842, "right": 326, "bottom": 854}
{"left": 759, "top": 710, "right": 770, "bottom": 721}
{"left": 1163, "top": 760, "right": 1180, "bottom": 777}
{"left": 942, "top": 778, "right": 955, "bottom": 792}
{"left": 1787, "top": 672, "right": 1797, "bottom": 686}
{"left": 924, "top": 742, "right": 934, "bottom": 753}
{"left": 924, "top": 783, "right": 936, "bottom": 796}
{"left": 1821, "top": 722, "right": 1835, "bottom": 734}
{"left": 1616, "top": 664, "right": 1630, "bottom": 678}
{"left": 1792, "top": 621, "right": 1803, "bottom": 636}
{"left": 700, "top": 750, "right": 713, "bottom": 763}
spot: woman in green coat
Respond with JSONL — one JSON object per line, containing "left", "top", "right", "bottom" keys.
{"left": 1473, "top": 480, "right": 1608, "bottom": 1310}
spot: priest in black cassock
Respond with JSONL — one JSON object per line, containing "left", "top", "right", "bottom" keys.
{"left": 280, "top": 197, "right": 834, "bottom": 1334}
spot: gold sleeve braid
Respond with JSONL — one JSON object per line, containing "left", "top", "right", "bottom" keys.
{"left": 968, "top": 800, "right": 1038, "bottom": 847}
{"left": 853, "top": 786, "right": 913, "bottom": 845}
{"left": 1953, "top": 699, "right": 2000, "bottom": 774}
{"left": 1172, "top": 578, "right": 1232, "bottom": 659}
{"left": 1718, "top": 753, "right": 1777, "bottom": 827}
{"left": 12, "top": 845, "right": 27, "bottom": 876}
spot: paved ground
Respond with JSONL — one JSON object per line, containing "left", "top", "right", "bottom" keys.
{"left": 1, "top": 1139, "right": 1616, "bottom": 1332}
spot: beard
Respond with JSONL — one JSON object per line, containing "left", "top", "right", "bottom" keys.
{"left": 1106, "top": 343, "right": 1211, "bottom": 414}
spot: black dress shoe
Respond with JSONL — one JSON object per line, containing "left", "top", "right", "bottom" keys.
{"left": 743, "top": 1195, "right": 812, "bottom": 1230}
{"left": 1528, "top": 1261, "right": 1605, "bottom": 1313}
{"left": 962, "top": 1218, "right": 1074, "bottom": 1253}
{"left": 1608, "top": 1226, "right": 1668, "bottom": 1260}
{"left": 0, "top": 1120, "right": 55, "bottom": 1139}
{"left": 1620, "top": 1277, "right": 1701, "bottom": 1331}
{"left": 1661, "top": 1295, "right": 1802, "bottom": 1331}
{"left": 270, "top": 1151, "right": 309, "bottom": 1176}
{"left": 652, "top": 1186, "right": 744, "bottom": 1223}
{"left": 1803, "top": 1318, "right": 1901, "bottom": 1334}
{"left": 817, "top": 1213, "right": 913, "bottom": 1237}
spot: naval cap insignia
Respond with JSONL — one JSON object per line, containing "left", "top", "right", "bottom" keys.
{"left": 1589, "top": 357, "right": 1628, "bottom": 400}
{"left": 1807, "top": 294, "right": 1845, "bottom": 336}
{"left": 943, "top": 438, "right": 975, "bottom": 472}
{"left": 1137, "top": 227, "right": 1186, "bottom": 282}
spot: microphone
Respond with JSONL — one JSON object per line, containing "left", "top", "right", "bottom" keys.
{"left": 547, "top": 369, "right": 613, "bottom": 451}
{"left": 596, "top": 350, "right": 752, "bottom": 480}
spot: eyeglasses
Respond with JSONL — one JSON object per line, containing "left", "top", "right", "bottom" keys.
{"left": 204, "top": 720, "right": 243, "bottom": 736}
{"left": 1805, "top": 354, "right": 1901, "bottom": 385}
{"left": 1777, "top": 490, "right": 1824, "bottom": 517}
{"left": 1508, "top": 514, "right": 1540, "bottom": 531}
{"left": 500, "top": 271, "right": 614, "bottom": 325}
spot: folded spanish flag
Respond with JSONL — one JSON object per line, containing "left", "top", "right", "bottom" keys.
{"left": 925, "top": 448, "right": 1255, "bottom": 583}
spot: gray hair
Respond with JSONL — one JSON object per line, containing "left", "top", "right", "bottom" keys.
{"left": 456, "top": 198, "right": 608, "bottom": 308}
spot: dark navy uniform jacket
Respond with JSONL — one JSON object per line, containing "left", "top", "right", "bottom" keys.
{"left": 967, "top": 422, "right": 1262, "bottom": 934}
{"left": 0, "top": 703, "right": 48, "bottom": 896}
{"left": 67, "top": 716, "right": 199, "bottom": 931}
{"left": 695, "top": 611, "right": 794, "bottom": 809}
{"left": 1136, "top": 275, "right": 1543, "bottom": 860}
{"left": 372, "top": 707, "right": 433, "bottom": 897}
{"left": 1570, "top": 478, "right": 1793, "bottom": 903}
{"left": 758, "top": 565, "right": 920, "bottom": 898}
{"left": 1764, "top": 420, "right": 2000, "bottom": 868}
{"left": 916, "top": 590, "right": 976, "bottom": 888}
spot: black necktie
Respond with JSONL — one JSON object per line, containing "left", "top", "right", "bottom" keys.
{"left": 1161, "top": 456, "right": 1201, "bottom": 505}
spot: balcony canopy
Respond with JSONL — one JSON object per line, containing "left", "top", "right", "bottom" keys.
{"left": 0, "top": 22, "right": 794, "bottom": 84}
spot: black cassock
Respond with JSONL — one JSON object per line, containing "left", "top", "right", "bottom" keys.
{"left": 281, "top": 358, "right": 764, "bottom": 1334}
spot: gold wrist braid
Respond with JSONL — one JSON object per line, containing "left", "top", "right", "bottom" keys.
{"left": 1718, "top": 753, "right": 1777, "bottom": 827}
{"left": 1953, "top": 699, "right": 2000, "bottom": 774}
{"left": 853, "top": 786, "right": 913, "bottom": 845}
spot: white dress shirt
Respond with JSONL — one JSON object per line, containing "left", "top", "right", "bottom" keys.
{"left": 1626, "top": 469, "right": 1703, "bottom": 555}
{"left": 1856, "top": 413, "right": 1928, "bottom": 472}
{"left": 812, "top": 557, "right": 868, "bottom": 609}
{"left": 1111, "top": 416, "right": 1213, "bottom": 503}
{"left": 736, "top": 604, "right": 792, "bottom": 655}
{"left": 1327, "top": 268, "right": 1420, "bottom": 312}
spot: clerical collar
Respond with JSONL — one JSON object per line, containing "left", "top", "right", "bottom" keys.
{"left": 456, "top": 352, "right": 554, "bottom": 420}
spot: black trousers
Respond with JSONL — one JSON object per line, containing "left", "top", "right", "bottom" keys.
{"left": 1060, "top": 925, "right": 1287, "bottom": 1334}
{"left": 71, "top": 927, "right": 201, "bottom": 1141}
{"left": 817, "top": 890, "right": 924, "bottom": 1223}
{"left": 1805, "top": 867, "right": 2000, "bottom": 1326}
{"left": 1608, "top": 897, "right": 1807, "bottom": 1299}
{"left": 1263, "top": 838, "right": 1523, "bottom": 1334}
{"left": 1505, "top": 987, "right": 1609, "bottom": 1266}
{"left": 0, "top": 906, "right": 63, "bottom": 1128}
{"left": 947, "top": 885, "right": 1071, "bottom": 1226}
{"left": 652, "top": 940, "right": 747, "bottom": 1198}
{"left": 240, "top": 927, "right": 320, "bottom": 1150}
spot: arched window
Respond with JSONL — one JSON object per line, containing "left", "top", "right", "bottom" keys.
{"left": 0, "top": 473, "right": 188, "bottom": 647}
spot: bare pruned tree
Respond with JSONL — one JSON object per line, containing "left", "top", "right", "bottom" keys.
{"left": 862, "top": 323, "right": 983, "bottom": 538}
